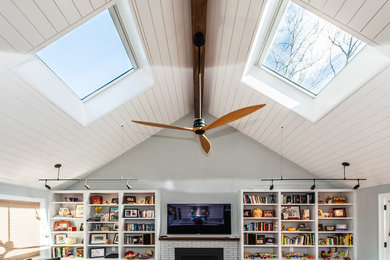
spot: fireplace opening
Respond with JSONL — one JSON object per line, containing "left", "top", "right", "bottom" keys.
{"left": 175, "top": 248, "right": 223, "bottom": 260}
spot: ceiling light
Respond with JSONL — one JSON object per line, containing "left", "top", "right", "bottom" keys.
{"left": 126, "top": 179, "right": 132, "bottom": 190}
{"left": 310, "top": 179, "right": 316, "bottom": 190}
{"left": 353, "top": 179, "right": 360, "bottom": 190}
{"left": 270, "top": 180, "right": 274, "bottom": 190}
{"left": 84, "top": 179, "right": 90, "bottom": 190}
{"left": 44, "top": 180, "right": 51, "bottom": 190}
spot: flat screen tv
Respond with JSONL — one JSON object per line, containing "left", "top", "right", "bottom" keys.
{"left": 167, "top": 204, "right": 231, "bottom": 234}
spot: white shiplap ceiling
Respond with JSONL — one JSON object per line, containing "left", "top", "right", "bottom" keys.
{"left": 0, "top": 0, "right": 389, "bottom": 189}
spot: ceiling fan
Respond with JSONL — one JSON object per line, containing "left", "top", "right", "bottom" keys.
{"left": 132, "top": 0, "right": 266, "bottom": 153}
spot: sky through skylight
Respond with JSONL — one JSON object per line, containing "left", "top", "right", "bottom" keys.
{"left": 262, "top": 2, "right": 366, "bottom": 95}
{"left": 36, "top": 9, "right": 133, "bottom": 100}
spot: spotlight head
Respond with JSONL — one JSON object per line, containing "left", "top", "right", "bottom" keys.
{"left": 310, "top": 179, "right": 316, "bottom": 190}
{"left": 84, "top": 179, "right": 90, "bottom": 190}
{"left": 126, "top": 184, "right": 132, "bottom": 190}
{"left": 270, "top": 180, "right": 274, "bottom": 190}
{"left": 44, "top": 180, "right": 51, "bottom": 190}
{"left": 353, "top": 179, "right": 360, "bottom": 190}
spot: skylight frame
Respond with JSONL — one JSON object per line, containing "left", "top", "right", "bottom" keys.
{"left": 36, "top": 5, "right": 139, "bottom": 102}
{"left": 255, "top": 0, "right": 366, "bottom": 97}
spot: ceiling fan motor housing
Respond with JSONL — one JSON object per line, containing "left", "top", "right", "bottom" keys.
{"left": 193, "top": 118, "right": 206, "bottom": 134}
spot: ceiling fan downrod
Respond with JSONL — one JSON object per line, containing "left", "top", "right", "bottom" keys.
{"left": 193, "top": 32, "right": 206, "bottom": 134}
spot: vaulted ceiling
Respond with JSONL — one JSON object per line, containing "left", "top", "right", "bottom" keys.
{"left": 0, "top": 0, "right": 389, "bottom": 189}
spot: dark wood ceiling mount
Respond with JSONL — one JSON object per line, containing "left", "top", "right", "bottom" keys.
{"left": 191, "top": 0, "right": 207, "bottom": 118}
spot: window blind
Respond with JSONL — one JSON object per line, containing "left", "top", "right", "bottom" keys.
{"left": 0, "top": 199, "right": 41, "bottom": 260}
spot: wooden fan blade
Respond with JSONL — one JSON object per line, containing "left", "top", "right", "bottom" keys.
{"left": 199, "top": 134, "right": 211, "bottom": 154}
{"left": 204, "top": 104, "right": 266, "bottom": 131}
{"left": 132, "top": 120, "right": 194, "bottom": 132}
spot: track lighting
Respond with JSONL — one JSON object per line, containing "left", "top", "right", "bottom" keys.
{"left": 126, "top": 179, "right": 132, "bottom": 190}
{"left": 270, "top": 180, "right": 274, "bottom": 190}
{"left": 84, "top": 179, "right": 90, "bottom": 190}
{"left": 353, "top": 179, "right": 360, "bottom": 190}
{"left": 311, "top": 179, "right": 316, "bottom": 190}
{"left": 45, "top": 180, "right": 51, "bottom": 190}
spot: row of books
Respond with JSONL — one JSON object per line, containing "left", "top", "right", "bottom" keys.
{"left": 281, "top": 233, "right": 314, "bottom": 245}
{"left": 283, "top": 193, "right": 315, "bottom": 204}
{"left": 244, "top": 222, "right": 277, "bottom": 231}
{"left": 319, "top": 234, "right": 353, "bottom": 246}
{"left": 124, "top": 223, "right": 155, "bottom": 231}
{"left": 144, "top": 195, "right": 155, "bottom": 205}
{"left": 52, "top": 247, "right": 83, "bottom": 258}
{"left": 243, "top": 195, "right": 274, "bottom": 204}
{"left": 124, "top": 233, "right": 155, "bottom": 245}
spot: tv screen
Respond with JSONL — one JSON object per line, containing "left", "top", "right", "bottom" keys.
{"left": 167, "top": 204, "right": 231, "bottom": 234}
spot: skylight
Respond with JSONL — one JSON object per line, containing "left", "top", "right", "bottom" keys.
{"left": 262, "top": 2, "right": 366, "bottom": 96}
{"left": 36, "top": 9, "right": 135, "bottom": 100}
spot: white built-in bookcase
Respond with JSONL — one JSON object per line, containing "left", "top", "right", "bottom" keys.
{"left": 49, "top": 190, "right": 160, "bottom": 259}
{"left": 239, "top": 189, "right": 356, "bottom": 260}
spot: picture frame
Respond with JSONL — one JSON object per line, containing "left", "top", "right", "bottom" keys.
{"left": 265, "top": 237, "right": 275, "bottom": 244}
{"left": 90, "top": 196, "right": 102, "bottom": 204}
{"left": 111, "top": 198, "right": 118, "bottom": 204}
{"left": 243, "top": 209, "right": 252, "bottom": 217}
{"left": 318, "top": 223, "right": 324, "bottom": 231}
{"left": 90, "top": 233, "right": 108, "bottom": 244}
{"left": 109, "top": 207, "right": 119, "bottom": 221}
{"left": 75, "top": 204, "right": 84, "bottom": 218}
{"left": 113, "top": 223, "right": 119, "bottom": 231}
{"left": 124, "top": 209, "right": 138, "bottom": 218}
{"left": 90, "top": 247, "right": 105, "bottom": 258}
{"left": 333, "top": 208, "right": 347, "bottom": 218}
{"left": 256, "top": 234, "right": 265, "bottom": 245}
{"left": 325, "top": 225, "right": 336, "bottom": 231}
{"left": 54, "top": 221, "right": 71, "bottom": 231}
{"left": 123, "top": 196, "right": 136, "bottom": 204}
{"left": 263, "top": 210, "right": 275, "bottom": 217}
{"left": 80, "top": 223, "right": 84, "bottom": 231}
{"left": 282, "top": 206, "right": 301, "bottom": 220}
{"left": 54, "top": 234, "right": 67, "bottom": 244}
{"left": 113, "top": 234, "right": 119, "bottom": 244}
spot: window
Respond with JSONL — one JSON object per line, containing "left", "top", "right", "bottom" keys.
{"left": 261, "top": 1, "right": 366, "bottom": 96}
{"left": 0, "top": 200, "right": 41, "bottom": 259}
{"left": 36, "top": 7, "right": 136, "bottom": 101}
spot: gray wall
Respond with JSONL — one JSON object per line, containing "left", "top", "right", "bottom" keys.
{"left": 357, "top": 183, "right": 390, "bottom": 259}
{"left": 68, "top": 113, "right": 333, "bottom": 235}
{"left": 0, "top": 182, "right": 48, "bottom": 199}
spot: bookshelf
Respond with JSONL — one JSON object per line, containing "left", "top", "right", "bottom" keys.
{"left": 49, "top": 190, "right": 160, "bottom": 259}
{"left": 240, "top": 189, "right": 355, "bottom": 260}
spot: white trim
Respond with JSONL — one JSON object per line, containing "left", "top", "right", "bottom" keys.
{"left": 378, "top": 193, "right": 390, "bottom": 260}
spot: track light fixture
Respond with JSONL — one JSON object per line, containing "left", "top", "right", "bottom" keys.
{"left": 353, "top": 179, "right": 360, "bottom": 190}
{"left": 126, "top": 179, "right": 132, "bottom": 190}
{"left": 84, "top": 179, "right": 90, "bottom": 190}
{"left": 45, "top": 180, "right": 51, "bottom": 190}
{"left": 270, "top": 180, "right": 274, "bottom": 190}
{"left": 311, "top": 179, "right": 316, "bottom": 190}
{"left": 262, "top": 162, "right": 366, "bottom": 189}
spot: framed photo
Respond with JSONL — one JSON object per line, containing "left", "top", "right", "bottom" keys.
{"left": 333, "top": 208, "right": 346, "bottom": 217}
{"left": 75, "top": 204, "right": 84, "bottom": 218}
{"left": 318, "top": 223, "right": 324, "bottom": 231}
{"left": 113, "top": 223, "right": 119, "bottom": 231}
{"left": 123, "top": 196, "right": 136, "bottom": 204}
{"left": 90, "top": 247, "right": 105, "bottom": 258}
{"left": 54, "top": 234, "right": 67, "bottom": 244}
{"left": 124, "top": 209, "right": 138, "bottom": 218}
{"left": 90, "top": 196, "right": 102, "bottom": 204}
{"left": 256, "top": 234, "right": 265, "bottom": 245}
{"left": 80, "top": 223, "right": 84, "bottom": 231}
{"left": 111, "top": 198, "right": 118, "bottom": 204}
{"left": 282, "top": 206, "right": 301, "bottom": 220}
{"left": 325, "top": 226, "right": 336, "bottom": 231}
{"left": 265, "top": 237, "right": 275, "bottom": 244}
{"left": 109, "top": 207, "right": 119, "bottom": 221}
{"left": 54, "top": 221, "right": 71, "bottom": 231}
{"left": 263, "top": 210, "right": 275, "bottom": 217}
{"left": 243, "top": 209, "right": 252, "bottom": 217}
{"left": 90, "top": 233, "right": 107, "bottom": 244}
{"left": 113, "top": 234, "right": 119, "bottom": 244}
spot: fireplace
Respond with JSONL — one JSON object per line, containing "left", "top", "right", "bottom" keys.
{"left": 175, "top": 248, "right": 223, "bottom": 260}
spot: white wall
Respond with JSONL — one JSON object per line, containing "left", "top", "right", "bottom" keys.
{"left": 67, "top": 113, "right": 334, "bottom": 235}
